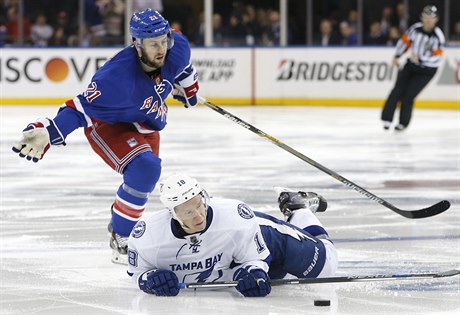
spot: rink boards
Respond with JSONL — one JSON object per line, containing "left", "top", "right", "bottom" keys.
{"left": 1, "top": 47, "right": 459, "bottom": 108}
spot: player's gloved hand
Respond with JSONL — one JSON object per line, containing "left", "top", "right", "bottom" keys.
{"left": 233, "top": 267, "right": 271, "bottom": 297}
{"left": 12, "top": 118, "right": 65, "bottom": 163}
{"left": 142, "top": 269, "right": 180, "bottom": 296}
{"left": 172, "top": 84, "right": 198, "bottom": 108}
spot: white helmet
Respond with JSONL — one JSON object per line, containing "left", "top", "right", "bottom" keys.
{"left": 159, "top": 174, "right": 203, "bottom": 209}
{"left": 159, "top": 174, "right": 208, "bottom": 222}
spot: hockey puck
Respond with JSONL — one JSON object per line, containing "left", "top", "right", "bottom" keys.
{"left": 314, "top": 300, "right": 331, "bottom": 306}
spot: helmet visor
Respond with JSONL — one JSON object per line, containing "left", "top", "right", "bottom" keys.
{"left": 174, "top": 191, "right": 209, "bottom": 220}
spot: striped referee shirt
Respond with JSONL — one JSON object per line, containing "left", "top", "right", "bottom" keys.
{"left": 395, "top": 22, "right": 445, "bottom": 68}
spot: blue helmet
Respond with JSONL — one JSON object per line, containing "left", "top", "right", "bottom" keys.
{"left": 130, "top": 8, "right": 174, "bottom": 47}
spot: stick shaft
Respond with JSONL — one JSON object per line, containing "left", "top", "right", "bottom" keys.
{"left": 180, "top": 269, "right": 460, "bottom": 289}
{"left": 197, "top": 97, "right": 450, "bottom": 219}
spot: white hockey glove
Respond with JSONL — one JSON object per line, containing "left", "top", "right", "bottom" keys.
{"left": 12, "top": 118, "right": 65, "bottom": 163}
{"left": 172, "top": 84, "right": 198, "bottom": 108}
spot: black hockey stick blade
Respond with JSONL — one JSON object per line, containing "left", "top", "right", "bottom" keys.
{"left": 389, "top": 200, "right": 450, "bottom": 219}
{"left": 197, "top": 96, "right": 451, "bottom": 219}
{"left": 179, "top": 269, "right": 460, "bottom": 289}
{"left": 434, "top": 269, "right": 460, "bottom": 278}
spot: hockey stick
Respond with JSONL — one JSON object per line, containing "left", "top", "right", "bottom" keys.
{"left": 197, "top": 96, "right": 450, "bottom": 219}
{"left": 179, "top": 269, "right": 460, "bottom": 289}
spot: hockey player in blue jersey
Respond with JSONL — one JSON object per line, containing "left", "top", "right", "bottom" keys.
{"left": 12, "top": 9, "right": 199, "bottom": 264}
{"left": 127, "top": 174, "right": 338, "bottom": 297}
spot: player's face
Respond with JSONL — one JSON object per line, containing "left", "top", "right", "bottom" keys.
{"left": 174, "top": 195, "right": 207, "bottom": 233}
{"left": 421, "top": 15, "right": 437, "bottom": 31}
{"left": 138, "top": 34, "right": 168, "bottom": 68}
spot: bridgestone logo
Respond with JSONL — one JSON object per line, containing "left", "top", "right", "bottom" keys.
{"left": 277, "top": 60, "right": 395, "bottom": 82}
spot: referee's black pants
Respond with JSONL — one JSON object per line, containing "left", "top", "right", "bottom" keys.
{"left": 381, "top": 61, "right": 436, "bottom": 127}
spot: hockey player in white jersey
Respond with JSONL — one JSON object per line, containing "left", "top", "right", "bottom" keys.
{"left": 127, "top": 174, "right": 337, "bottom": 297}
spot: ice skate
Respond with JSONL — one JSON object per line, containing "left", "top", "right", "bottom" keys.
{"left": 394, "top": 124, "right": 406, "bottom": 131}
{"left": 275, "top": 187, "right": 327, "bottom": 220}
{"left": 382, "top": 121, "right": 391, "bottom": 130}
{"left": 108, "top": 222, "right": 128, "bottom": 265}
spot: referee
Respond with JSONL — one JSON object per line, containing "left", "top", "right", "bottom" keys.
{"left": 381, "top": 5, "right": 445, "bottom": 131}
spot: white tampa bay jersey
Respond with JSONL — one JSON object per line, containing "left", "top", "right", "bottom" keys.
{"left": 127, "top": 197, "right": 270, "bottom": 286}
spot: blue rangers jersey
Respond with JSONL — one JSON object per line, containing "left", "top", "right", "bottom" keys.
{"left": 127, "top": 197, "right": 271, "bottom": 288}
{"left": 53, "top": 31, "right": 197, "bottom": 137}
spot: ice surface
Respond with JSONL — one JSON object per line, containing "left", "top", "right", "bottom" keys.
{"left": 1, "top": 105, "right": 459, "bottom": 314}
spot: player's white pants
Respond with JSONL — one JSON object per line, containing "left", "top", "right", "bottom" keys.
{"left": 317, "top": 239, "right": 338, "bottom": 277}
